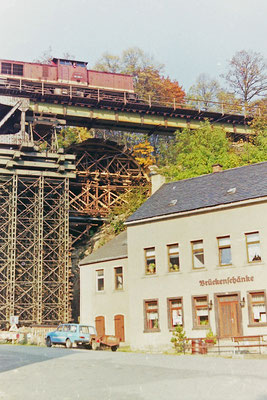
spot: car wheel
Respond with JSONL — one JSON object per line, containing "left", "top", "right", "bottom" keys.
{"left": 111, "top": 346, "right": 118, "bottom": 352}
{"left": 91, "top": 340, "right": 98, "bottom": 351}
{"left": 65, "top": 339, "right": 72, "bottom": 349}
{"left": 46, "top": 337, "right": 52, "bottom": 347}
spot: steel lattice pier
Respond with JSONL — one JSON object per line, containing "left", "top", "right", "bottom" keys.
{"left": 0, "top": 146, "right": 75, "bottom": 326}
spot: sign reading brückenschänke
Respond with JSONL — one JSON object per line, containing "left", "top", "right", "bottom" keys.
{"left": 199, "top": 275, "right": 254, "bottom": 287}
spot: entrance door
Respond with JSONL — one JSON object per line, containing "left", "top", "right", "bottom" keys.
{"left": 217, "top": 295, "right": 242, "bottom": 338}
{"left": 95, "top": 316, "right": 105, "bottom": 336}
{"left": 114, "top": 314, "right": 125, "bottom": 342}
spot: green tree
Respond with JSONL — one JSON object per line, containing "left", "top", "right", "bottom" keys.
{"left": 109, "top": 187, "right": 149, "bottom": 234}
{"left": 57, "top": 127, "right": 93, "bottom": 148}
{"left": 158, "top": 121, "right": 241, "bottom": 181}
{"left": 240, "top": 114, "right": 267, "bottom": 164}
{"left": 171, "top": 325, "right": 188, "bottom": 353}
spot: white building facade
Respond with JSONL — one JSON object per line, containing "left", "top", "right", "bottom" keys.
{"left": 80, "top": 162, "right": 267, "bottom": 350}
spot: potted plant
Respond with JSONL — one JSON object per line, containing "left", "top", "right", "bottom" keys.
{"left": 205, "top": 329, "right": 217, "bottom": 345}
{"left": 169, "top": 263, "right": 179, "bottom": 272}
{"left": 147, "top": 263, "right": 156, "bottom": 274}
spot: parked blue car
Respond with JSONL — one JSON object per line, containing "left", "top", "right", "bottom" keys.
{"left": 46, "top": 323, "right": 97, "bottom": 349}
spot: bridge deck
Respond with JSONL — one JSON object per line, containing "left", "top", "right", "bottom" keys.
{"left": 0, "top": 84, "right": 252, "bottom": 136}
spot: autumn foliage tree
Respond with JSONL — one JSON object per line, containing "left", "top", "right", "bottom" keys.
{"left": 133, "top": 140, "right": 155, "bottom": 168}
{"left": 94, "top": 47, "right": 185, "bottom": 104}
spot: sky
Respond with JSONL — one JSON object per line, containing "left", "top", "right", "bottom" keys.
{"left": 0, "top": 0, "right": 266, "bottom": 91}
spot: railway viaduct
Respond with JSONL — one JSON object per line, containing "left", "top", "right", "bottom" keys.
{"left": 0, "top": 87, "right": 254, "bottom": 327}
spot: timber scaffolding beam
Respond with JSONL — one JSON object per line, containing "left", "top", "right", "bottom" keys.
{"left": 0, "top": 145, "right": 76, "bottom": 326}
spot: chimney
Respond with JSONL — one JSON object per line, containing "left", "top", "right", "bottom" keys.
{"left": 148, "top": 165, "right": 166, "bottom": 195}
{"left": 212, "top": 164, "right": 223, "bottom": 173}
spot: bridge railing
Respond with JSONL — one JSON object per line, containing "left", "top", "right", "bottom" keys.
{"left": 0, "top": 77, "right": 265, "bottom": 118}
{"left": 137, "top": 93, "right": 265, "bottom": 118}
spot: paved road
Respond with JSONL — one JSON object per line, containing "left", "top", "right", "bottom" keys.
{"left": 0, "top": 345, "right": 267, "bottom": 400}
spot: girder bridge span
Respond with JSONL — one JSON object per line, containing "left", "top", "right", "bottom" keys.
{"left": 0, "top": 81, "right": 253, "bottom": 137}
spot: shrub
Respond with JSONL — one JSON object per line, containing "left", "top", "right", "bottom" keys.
{"left": 171, "top": 325, "right": 188, "bottom": 353}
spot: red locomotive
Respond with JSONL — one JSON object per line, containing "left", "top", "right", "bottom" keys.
{"left": 0, "top": 57, "right": 134, "bottom": 98}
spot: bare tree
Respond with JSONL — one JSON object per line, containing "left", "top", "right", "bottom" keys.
{"left": 34, "top": 46, "right": 53, "bottom": 64}
{"left": 223, "top": 50, "right": 267, "bottom": 103}
{"left": 188, "top": 73, "right": 221, "bottom": 110}
{"left": 34, "top": 47, "right": 75, "bottom": 64}
{"left": 94, "top": 52, "right": 121, "bottom": 73}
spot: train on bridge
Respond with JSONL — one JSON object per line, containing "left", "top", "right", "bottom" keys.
{"left": 0, "top": 56, "right": 252, "bottom": 139}
{"left": 0, "top": 57, "right": 136, "bottom": 101}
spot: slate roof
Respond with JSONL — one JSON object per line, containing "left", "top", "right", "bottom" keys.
{"left": 126, "top": 162, "right": 267, "bottom": 223}
{"left": 80, "top": 230, "right": 128, "bottom": 266}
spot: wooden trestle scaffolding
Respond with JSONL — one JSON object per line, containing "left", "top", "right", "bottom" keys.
{"left": 0, "top": 145, "right": 76, "bottom": 326}
{"left": 68, "top": 138, "right": 149, "bottom": 244}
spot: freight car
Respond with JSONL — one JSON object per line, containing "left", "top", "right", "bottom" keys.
{"left": 0, "top": 57, "right": 136, "bottom": 101}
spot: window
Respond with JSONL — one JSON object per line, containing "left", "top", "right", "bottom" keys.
{"left": 167, "top": 244, "right": 180, "bottom": 272}
{"left": 96, "top": 269, "right": 104, "bottom": 292}
{"left": 145, "top": 247, "right": 156, "bottom": 274}
{"left": 80, "top": 326, "right": 90, "bottom": 334}
{"left": 60, "top": 60, "right": 72, "bottom": 65}
{"left": 12, "top": 64, "right": 23, "bottom": 76}
{"left": 193, "top": 296, "right": 210, "bottom": 328}
{"left": 63, "top": 325, "right": 70, "bottom": 332}
{"left": 1, "top": 62, "right": 23, "bottom": 76}
{"left": 218, "top": 236, "right": 232, "bottom": 266}
{"left": 144, "top": 300, "right": 160, "bottom": 331}
{"left": 69, "top": 325, "right": 77, "bottom": 332}
{"left": 114, "top": 267, "right": 123, "bottom": 290}
{"left": 1, "top": 62, "right": 11, "bottom": 74}
{"left": 246, "top": 232, "right": 261, "bottom": 263}
{"left": 192, "top": 240, "right": 205, "bottom": 269}
{"left": 168, "top": 298, "right": 183, "bottom": 329}
{"left": 248, "top": 292, "right": 267, "bottom": 324}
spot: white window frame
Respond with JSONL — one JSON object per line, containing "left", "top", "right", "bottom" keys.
{"left": 96, "top": 269, "right": 104, "bottom": 292}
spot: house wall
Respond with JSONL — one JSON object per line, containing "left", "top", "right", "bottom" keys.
{"left": 80, "top": 257, "right": 129, "bottom": 343}
{"left": 127, "top": 200, "right": 267, "bottom": 350}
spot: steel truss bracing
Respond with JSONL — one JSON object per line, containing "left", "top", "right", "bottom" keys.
{"left": 0, "top": 173, "right": 71, "bottom": 326}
